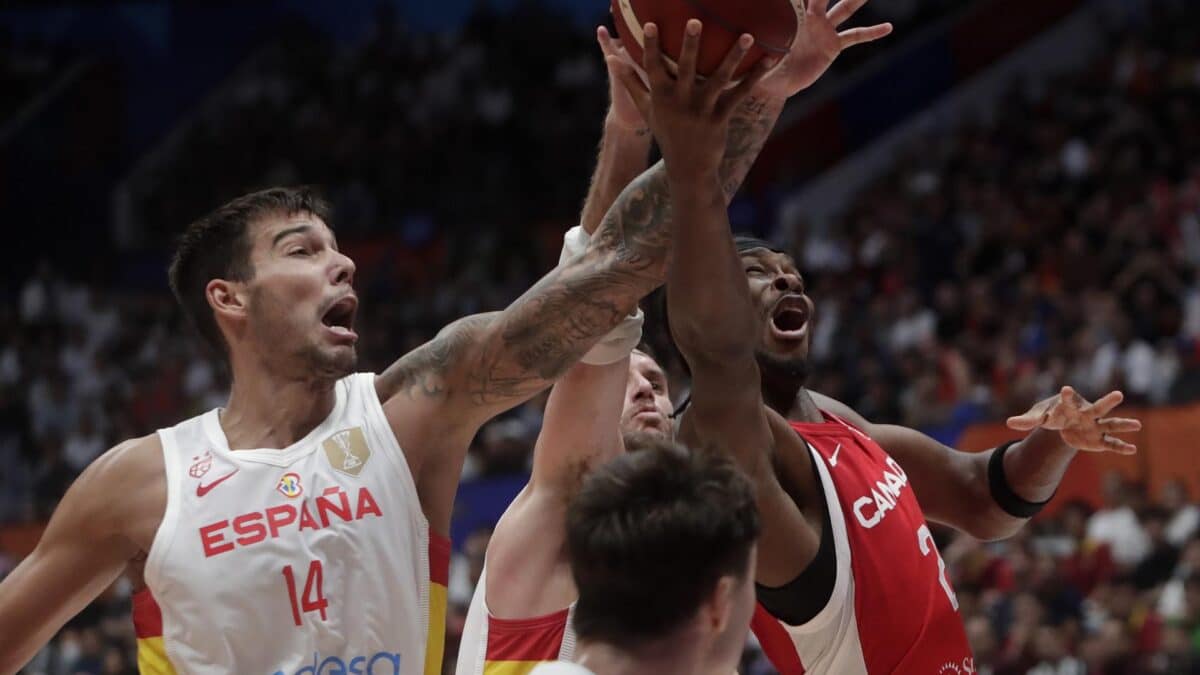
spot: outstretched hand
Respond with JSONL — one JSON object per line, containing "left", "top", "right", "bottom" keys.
{"left": 1006, "top": 386, "right": 1142, "bottom": 455}
{"left": 608, "top": 20, "right": 775, "bottom": 180}
{"left": 759, "top": 0, "right": 893, "bottom": 98}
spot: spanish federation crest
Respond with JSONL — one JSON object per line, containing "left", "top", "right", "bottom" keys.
{"left": 322, "top": 427, "right": 371, "bottom": 477}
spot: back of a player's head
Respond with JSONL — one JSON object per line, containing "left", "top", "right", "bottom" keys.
{"left": 168, "top": 186, "right": 330, "bottom": 358}
{"left": 566, "top": 439, "right": 759, "bottom": 650}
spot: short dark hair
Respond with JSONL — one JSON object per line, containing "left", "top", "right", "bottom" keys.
{"left": 168, "top": 186, "right": 331, "bottom": 357}
{"left": 566, "top": 438, "right": 759, "bottom": 648}
{"left": 733, "top": 234, "right": 787, "bottom": 255}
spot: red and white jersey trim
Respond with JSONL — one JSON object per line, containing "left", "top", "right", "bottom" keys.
{"left": 750, "top": 440, "right": 870, "bottom": 674}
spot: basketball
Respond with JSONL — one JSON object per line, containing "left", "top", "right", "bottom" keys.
{"left": 611, "top": 0, "right": 798, "bottom": 78}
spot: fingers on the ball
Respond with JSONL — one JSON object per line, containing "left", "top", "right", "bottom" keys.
{"left": 1087, "top": 390, "right": 1125, "bottom": 417}
{"left": 828, "top": 0, "right": 868, "bottom": 25}
{"left": 641, "top": 23, "right": 670, "bottom": 83}
{"left": 710, "top": 33, "right": 753, "bottom": 91}
{"left": 677, "top": 19, "right": 703, "bottom": 82}
{"left": 839, "top": 23, "right": 893, "bottom": 48}
{"left": 597, "top": 26, "right": 616, "bottom": 55}
{"left": 1099, "top": 417, "right": 1143, "bottom": 434}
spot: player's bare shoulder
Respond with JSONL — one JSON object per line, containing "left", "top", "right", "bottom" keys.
{"left": 74, "top": 433, "right": 167, "bottom": 555}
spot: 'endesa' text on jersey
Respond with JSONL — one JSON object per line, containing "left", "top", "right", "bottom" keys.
{"left": 198, "top": 486, "right": 384, "bottom": 557}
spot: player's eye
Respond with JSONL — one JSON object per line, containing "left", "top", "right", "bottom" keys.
{"left": 289, "top": 247, "right": 310, "bottom": 257}
{"left": 745, "top": 266, "right": 766, "bottom": 276}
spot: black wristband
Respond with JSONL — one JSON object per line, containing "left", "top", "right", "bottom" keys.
{"left": 988, "top": 440, "right": 1053, "bottom": 519}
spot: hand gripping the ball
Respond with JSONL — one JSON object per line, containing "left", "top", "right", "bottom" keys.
{"left": 1006, "top": 386, "right": 1143, "bottom": 455}
{"left": 759, "top": 0, "right": 894, "bottom": 98}
{"left": 609, "top": 20, "right": 775, "bottom": 180}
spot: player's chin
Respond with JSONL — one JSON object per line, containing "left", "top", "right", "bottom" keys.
{"left": 318, "top": 344, "right": 359, "bottom": 378}
{"left": 641, "top": 419, "right": 675, "bottom": 442}
{"left": 622, "top": 417, "right": 669, "bottom": 441}
{"left": 760, "top": 334, "right": 809, "bottom": 362}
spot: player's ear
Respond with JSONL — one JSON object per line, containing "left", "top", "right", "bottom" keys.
{"left": 704, "top": 575, "right": 737, "bottom": 634}
{"left": 207, "top": 278, "right": 249, "bottom": 325}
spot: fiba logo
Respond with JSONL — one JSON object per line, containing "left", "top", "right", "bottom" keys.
{"left": 276, "top": 473, "right": 303, "bottom": 499}
{"left": 322, "top": 428, "right": 371, "bottom": 477}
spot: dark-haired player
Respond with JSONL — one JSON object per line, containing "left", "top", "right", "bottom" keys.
{"left": 530, "top": 443, "right": 760, "bottom": 675}
{"left": 0, "top": 178, "right": 674, "bottom": 674}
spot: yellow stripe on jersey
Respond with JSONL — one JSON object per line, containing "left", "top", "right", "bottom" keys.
{"left": 483, "top": 661, "right": 546, "bottom": 675}
{"left": 136, "top": 637, "right": 178, "bottom": 675}
{"left": 425, "top": 580, "right": 448, "bottom": 675}
{"left": 425, "top": 532, "right": 451, "bottom": 675}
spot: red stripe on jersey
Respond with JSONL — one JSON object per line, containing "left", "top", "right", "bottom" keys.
{"left": 484, "top": 607, "right": 570, "bottom": 661}
{"left": 751, "top": 603, "right": 805, "bottom": 675}
{"left": 132, "top": 588, "right": 164, "bottom": 639}
{"left": 430, "top": 532, "right": 451, "bottom": 586}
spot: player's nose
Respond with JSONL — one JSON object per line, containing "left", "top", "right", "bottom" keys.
{"left": 772, "top": 274, "right": 797, "bottom": 292}
{"left": 331, "top": 251, "right": 357, "bottom": 286}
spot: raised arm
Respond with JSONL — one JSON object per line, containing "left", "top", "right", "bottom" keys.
{"left": 485, "top": 34, "right": 653, "bottom": 615}
{"left": 811, "top": 388, "right": 1141, "bottom": 540}
{"left": 579, "top": 27, "right": 654, "bottom": 236}
{"left": 0, "top": 437, "right": 162, "bottom": 672}
{"left": 620, "top": 22, "right": 816, "bottom": 587}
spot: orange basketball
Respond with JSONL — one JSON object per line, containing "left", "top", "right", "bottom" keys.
{"left": 611, "top": 0, "right": 798, "bottom": 78}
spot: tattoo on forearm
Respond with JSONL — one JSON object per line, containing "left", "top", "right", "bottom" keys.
{"left": 468, "top": 169, "right": 673, "bottom": 404}
{"left": 379, "top": 314, "right": 497, "bottom": 402}
{"left": 721, "top": 94, "right": 785, "bottom": 201}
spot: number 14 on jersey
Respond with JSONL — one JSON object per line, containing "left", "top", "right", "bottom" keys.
{"left": 282, "top": 560, "right": 329, "bottom": 626}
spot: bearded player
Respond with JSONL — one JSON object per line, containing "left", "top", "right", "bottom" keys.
{"left": 617, "top": 6, "right": 1144, "bottom": 675}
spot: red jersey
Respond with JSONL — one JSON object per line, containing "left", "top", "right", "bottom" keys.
{"left": 751, "top": 414, "right": 974, "bottom": 674}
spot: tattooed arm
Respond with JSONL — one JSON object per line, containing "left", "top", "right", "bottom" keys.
{"left": 376, "top": 166, "right": 671, "bottom": 529}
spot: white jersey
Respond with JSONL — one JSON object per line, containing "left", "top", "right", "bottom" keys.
{"left": 134, "top": 373, "right": 451, "bottom": 675}
{"left": 457, "top": 566, "right": 577, "bottom": 675}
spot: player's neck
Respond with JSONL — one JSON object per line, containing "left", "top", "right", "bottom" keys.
{"left": 761, "top": 372, "right": 822, "bottom": 422}
{"left": 221, "top": 365, "right": 338, "bottom": 450}
{"left": 575, "top": 637, "right": 709, "bottom": 675}
{"left": 789, "top": 389, "right": 824, "bottom": 423}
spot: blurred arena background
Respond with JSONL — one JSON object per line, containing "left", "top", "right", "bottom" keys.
{"left": 2, "top": 0, "right": 1200, "bottom": 673}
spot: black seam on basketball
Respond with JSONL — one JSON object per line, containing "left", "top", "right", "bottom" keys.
{"left": 678, "top": 0, "right": 794, "bottom": 55}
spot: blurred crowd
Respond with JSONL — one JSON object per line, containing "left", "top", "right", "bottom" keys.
{"left": 945, "top": 474, "right": 1200, "bottom": 675}
{"left": 767, "top": 0, "right": 1200, "bottom": 445}
{"left": 0, "top": 28, "right": 72, "bottom": 124}
{"left": 2, "top": 0, "right": 1200, "bottom": 673}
